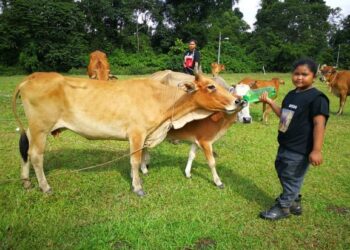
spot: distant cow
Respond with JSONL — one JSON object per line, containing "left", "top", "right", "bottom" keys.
{"left": 239, "top": 77, "right": 285, "bottom": 123}
{"left": 88, "top": 50, "right": 117, "bottom": 81}
{"left": 211, "top": 62, "right": 225, "bottom": 77}
{"left": 12, "top": 73, "right": 241, "bottom": 196}
{"left": 320, "top": 65, "right": 350, "bottom": 115}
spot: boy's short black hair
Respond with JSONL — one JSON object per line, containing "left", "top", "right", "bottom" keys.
{"left": 292, "top": 58, "right": 318, "bottom": 76}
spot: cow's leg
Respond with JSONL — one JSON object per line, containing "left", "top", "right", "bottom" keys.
{"left": 337, "top": 93, "right": 347, "bottom": 115}
{"left": 28, "top": 129, "right": 51, "bottom": 193}
{"left": 129, "top": 132, "right": 146, "bottom": 196}
{"left": 140, "top": 148, "right": 150, "bottom": 175}
{"left": 20, "top": 129, "right": 31, "bottom": 189}
{"left": 185, "top": 144, "right": 197, "bottom": 178}
{"left": 200, "top": 141, "right": 224, "bottom": 188}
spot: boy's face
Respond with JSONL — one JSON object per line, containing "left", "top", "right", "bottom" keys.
{"left": 292, "top": 65, "right": 315, "bottom": 90}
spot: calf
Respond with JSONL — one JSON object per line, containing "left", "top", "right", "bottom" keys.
{"left": 232, "top": 84, "right": 252, "bottom": 123}
{"left": 211, "top": 62, "right": 225, "bottom": 77}
{"left": 320, "top": 65, "right": 350, "bottom": 115}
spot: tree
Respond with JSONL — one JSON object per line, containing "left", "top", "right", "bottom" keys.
{"left": 0, "top": 0, "right": 87, "bottom": 72}
{"left": 331, "top": 15, "right": 350, "bottom": 69}
{"left": 248, "top": 0, "right": 332, "bottom": 71}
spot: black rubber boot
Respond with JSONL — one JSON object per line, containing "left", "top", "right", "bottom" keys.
{"left": 290, "top": 194, "right": 302, "bottom": 215}
{"left": 260, "top": 204, "right": 290, "bottom": 220}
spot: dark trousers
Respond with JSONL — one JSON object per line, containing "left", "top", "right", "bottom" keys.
{"left": 183, "top": 67, "right": 194, "bottom": 75}
{"left": 275, "top": 146, "right": 309, "bottom": 208}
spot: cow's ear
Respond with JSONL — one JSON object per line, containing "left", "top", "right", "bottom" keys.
{"left": 222, "top": 64, "right": 225, "bottom": 70}
{"left": 179, "top": 81, "right": 198, "bottom": 93}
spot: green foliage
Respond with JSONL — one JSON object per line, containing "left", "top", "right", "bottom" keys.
{"left": 109, "top": 49, "right": 168, "bottom": 75}
{"left": 0, "top": 0, "right": 349, "bottom": 73}
{"left": 0, "top": 0, "right": 88, "bottom": 73}
{"left": 201, "top": 42, "right": 259, "bottom": 73}
{"left": 166, "top": 38, "right": 188, "bottom": 71}
{"left": 249, "top": 0, "right": 334, "bottom": 71}
{"left": 332, "top": 15, "right": 350, "bottom": 68}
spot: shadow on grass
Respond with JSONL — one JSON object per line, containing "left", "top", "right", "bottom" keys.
{"left": 149, "top": 149, "right": 274, "bottom": 208}
{"left": 44, "top": 148, "right": 131, "bottom": 183}
{"left": 37, "top": 146, "right": 273, "bottom": 206}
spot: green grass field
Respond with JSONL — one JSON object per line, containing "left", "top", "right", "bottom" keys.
{"left": 0, "top": 73, "right": 349, "bottom": 249}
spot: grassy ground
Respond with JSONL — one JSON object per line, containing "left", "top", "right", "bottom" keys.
{"left": 0, "top": 73, "right": 349, "bottom": 249}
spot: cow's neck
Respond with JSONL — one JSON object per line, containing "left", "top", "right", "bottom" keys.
{"left": 165, "top": 93, "right": 197, "bottom": 121}
{"left": 328, "top": 72, "right": 338, "bottom": 86}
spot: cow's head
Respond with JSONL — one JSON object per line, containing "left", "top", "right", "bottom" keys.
{"left": 91, "top": 69, "right": 109, "bottom": 81}
{"left": 180, "top": 74, "right": 244, "bottom": 114}
{"left": 211, "top": 62, "right": 225, "bottom": 77}
{"left": 230, "top": 83, "right": 252, "bottom": 123}
{"left": 319, "top": 65, "right": 337, "bottom": 83}
{"left": 272, "top": 78, "right": 285, "bottom": 85}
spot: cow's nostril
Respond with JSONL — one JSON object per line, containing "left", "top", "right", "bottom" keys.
{"left": 235, "top": 99, "right": 240, "bottom": 104}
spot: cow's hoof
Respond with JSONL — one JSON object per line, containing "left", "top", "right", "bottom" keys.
{"left": 134, "top": 189, "right": 146, "bottom": 197}
{"left": 22, "top": 180, "right": 32, "bottom": 189}
{"left": 217, "top": 183, "right": 225, "bottom": 189}
{"left": 185, "top": 173, "right": 192, "bottom": 179}
{"left": 44, "top": 188, "right": 53, "bottom": 195}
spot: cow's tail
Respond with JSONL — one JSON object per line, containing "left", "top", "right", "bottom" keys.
{"left": 12, "top": 83, "right": 29, "bottom": 162}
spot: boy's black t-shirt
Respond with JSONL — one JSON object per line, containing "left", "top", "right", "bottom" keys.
{"left": 278, "top": 87, "right": 329, "bottom": 155}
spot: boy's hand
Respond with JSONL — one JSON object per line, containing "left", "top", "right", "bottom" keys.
{"left": 309, "top": 150, "right": 323, "bottom": 166}
{"left": 259, "top": 91, "right": 272, "bottom": 104}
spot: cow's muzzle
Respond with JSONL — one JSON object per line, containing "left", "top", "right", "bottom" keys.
{"left": 225, "top": 99, "right": 247, "bottom": 114}
{"left": 243, "top": 117, "right": 252, "bottom": 124}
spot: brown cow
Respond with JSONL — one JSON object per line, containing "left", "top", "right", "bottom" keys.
{"left": 87, "top": 50, "right": 117, "bottom": 81}
{"left": 12, "top": 73, "right": 242, "bottom": 196}
{"left": 141, "top": 93, "right": 246, "bottom": 189}
{"left": 239, "top": 77, "right": 285, "bottom": 123}
{"left": 319, "top": 65, "right": 350, "bottom": 115}
{"left": 211, "top": 62, "right": 225, "bottom": 77}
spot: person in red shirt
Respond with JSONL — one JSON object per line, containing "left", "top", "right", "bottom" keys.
{"left": 183, "top": 39, "right": 201, "bottom": 75}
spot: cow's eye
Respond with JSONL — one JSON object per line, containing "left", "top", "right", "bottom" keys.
{"left": 207, "top": 85, "right": 216, "bottom": 91}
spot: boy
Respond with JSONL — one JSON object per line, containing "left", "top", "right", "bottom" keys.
{"left": 259, "top": 58, "right": 329, "bottom": 220}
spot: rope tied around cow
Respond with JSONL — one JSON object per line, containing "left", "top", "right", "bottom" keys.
{"left": 0, "top": 145, "right": 146, "bottom": 186}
